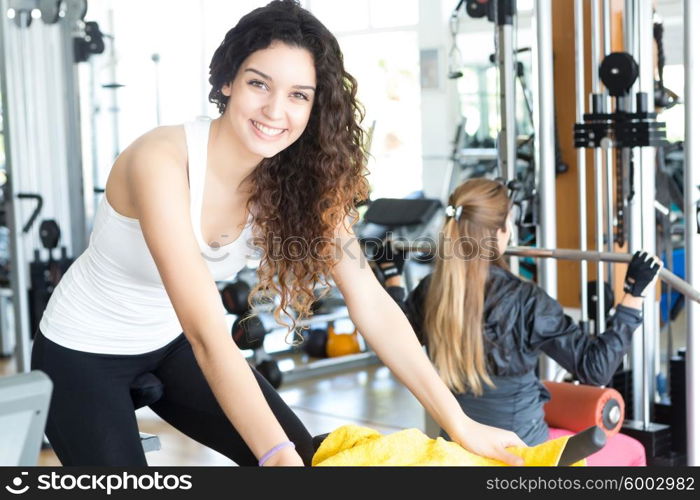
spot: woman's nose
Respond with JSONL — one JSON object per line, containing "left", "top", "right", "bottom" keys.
{"left": 262, "top": 92, "right": 285, "bottom": 121}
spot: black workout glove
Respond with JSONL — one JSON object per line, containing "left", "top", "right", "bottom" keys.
{"left": 371, "top": 241, "right": 406, "bottom": 282}
{"left": 624, "top": 251, "right": 662, "bottom": 297}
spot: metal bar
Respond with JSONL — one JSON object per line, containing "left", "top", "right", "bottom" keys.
{"left": 107, "top": 8, "right": 120, "bottom": 161}
{"left": 89, "top": 57, "right": 100, "bottom": 211}
{"left": 507, "top": 248, "right": 699, "bottom": 303}
{"left": 604, "top": 152, "right": 615, "bottom": 277}
{"left": 533, "top": 0, "right": 558, "bottom": 380}
{"left": 637, "top": 0, "right": 657, "bottom": 431}
{"left": 497, "top": 28, "right": 517, "bottom": 183}
{"left": 456, "top": 148, "right": 498, "bottom": 161}
{"left": 533, "top": 0, "right": 558, "bottom": 298}
{"left": 277, "top": 352, "right": 380, "bottom": 385}
{"left": 684, "top": 0, "right": 700, "bottom": 466}
{"left": 602, "top": 0, "right": 615, "bottom": 288}
{"left": 389, "top": 241, "right": 700, "bottom": 305}
{"left": 61, "top": 1, "right": 88, "bottom": 256}
{"left": 0, "top": 0, "right": 32, "bottom": 372}
{"left": 593, "top": 148, "right": 606, "bottom": 334}
{"left": 574, "top": 0, "right": 589, "bottom": 332}
{"left": 590, "top": 0, "right": 601, "bottom": 96}
{"left": 495, "top": 0, "right": 519, "bottom": 274}
{"left": 590, "top": 0, "right": 607, "bottom": 335}
{"left": 624, "top": 0, "right": 645, "bottom": 424}
{"left": 504, "top": 247, "right": 698, "bottom": 302}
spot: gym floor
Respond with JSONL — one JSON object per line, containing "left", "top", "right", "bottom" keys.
{"left": 0, "top": 306, "right": 686, "bottom": 466}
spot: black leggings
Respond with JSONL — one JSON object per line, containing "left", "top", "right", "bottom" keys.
{"left": 30, "top": 329, "right": 313, "bottom": 466}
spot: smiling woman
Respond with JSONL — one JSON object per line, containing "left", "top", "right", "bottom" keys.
{"left": 220, "top": 44, "right": 316, "bottom": 164}
{"left": 31, "top": 0, "right": 527, "bottom": 469}
{"left": 206, "top": 3, "right": 368, "bottom": 333}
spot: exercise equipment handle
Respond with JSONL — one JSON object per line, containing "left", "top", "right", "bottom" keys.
{"left": 388, "top": 241, "right": 700, "bottom": 305}
{"left": 557, "top": 425, "right": 606, "bottom": 466}
{"left": 505, "top": 246, "right": 700, "bottom": 305}
{"left": 16, "top": 193, "right": 44, "bottom": 233}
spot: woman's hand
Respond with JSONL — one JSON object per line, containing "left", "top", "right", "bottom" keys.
{"left": 448, "top": 417, "right": 527, "bottom": 466}
{"left": 369, "top": 241, "right": 407, "bottom": 283}
{"left": 623, "top": 251, "right": 663, "bottom": 298}
{"left": 260, "top": 446, "right": 305, "bottom": 467}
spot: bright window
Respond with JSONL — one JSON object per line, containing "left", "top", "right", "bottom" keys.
{"left": 337, "top": 31, "right": 423, "bottom": 199}
{"left": 307, "top": 0, "right": 423, "bottom": 199}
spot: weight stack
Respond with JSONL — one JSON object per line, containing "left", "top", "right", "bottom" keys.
{"left": 653, "top": 402, "right": 688, "bottom": 465}
{"left": 610, "top": 369, "right": 634, "bottom": 418}
{"left": 669, "top": 350, "right": 687, "bottom": 454}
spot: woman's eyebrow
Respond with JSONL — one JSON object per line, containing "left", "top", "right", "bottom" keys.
{"left": 244, "top": 67, "right": 316, "bottom": 92}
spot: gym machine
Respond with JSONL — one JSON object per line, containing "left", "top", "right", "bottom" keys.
{"left": 0, "top": 0, "right": 103, "bottom": 371}
{"left": 683, "top": 0, "right": 700, "bottom": 468}
{"left": 569, "top": 0, "right": 698, "bottom": 465}
{"left": 394, "top": 239, "right": 700, "bottom": 460}
{"left": 400, "top": 1, "right": 698, "bottom": 463}
{"left": 449, "top": 0, "right": 699, "bottom": 465}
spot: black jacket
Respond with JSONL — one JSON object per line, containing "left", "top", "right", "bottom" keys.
{"left": 387, "top": 265, "right": 643, "bottom": 445}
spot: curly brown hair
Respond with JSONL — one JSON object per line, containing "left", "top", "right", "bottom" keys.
{"left": 208, "top": 0, "right": 369, "bottom": 339}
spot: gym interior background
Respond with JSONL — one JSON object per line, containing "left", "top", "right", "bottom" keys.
{"left": 1, "top": 0, "right": 698, "bottom": 466}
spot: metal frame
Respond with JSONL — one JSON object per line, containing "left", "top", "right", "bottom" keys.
{"left": 61, "top": 0, "right": 88, "bottom": 256}
{"left": 623, "top": 0, "right": 657, "bottom": 430}
{"left": 684, "top": 0, "right": 700, "bottom": 467}
{"left": 532, "top": 0, "right": 558, "bottom": 380}
{"left": 574, "top": 0, "right": 589, "bottom": 333}
{"left": 494, "top": 0, "right": 519, "bottom": 274}
{"left": 1, "top": 1, "right": 32, "bottom": 372}
{"left": 591, "top": 0, "right": 607, "bottom": 335}
{"left": 1, "top": 0, "right": 88, "bottom": 372}
{"left": 602, "top": 0, "right": 615, "bottom": 289}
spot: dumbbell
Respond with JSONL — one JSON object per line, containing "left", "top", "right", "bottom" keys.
{"left": 303, "top": 328, "right": 328, "bottom": 358}
{"left": 232, "top": 315, "right": 266, "bottom": 351}
{"left": 221, "top": 280, "right": 267, "bottom": 350}
{"left": 221, "top": 280, "right": 251, "bottom": 315}
{"left": 256, "top": 359, "right": 282, "bottom": 389}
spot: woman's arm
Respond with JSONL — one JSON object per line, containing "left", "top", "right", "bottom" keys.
{"left": 127, "top": 139, "right": 302, "bottom": 466}
{"left": 529, "top": 251, "right": 661, "bottom": 386}
{"left": 529, "top": 288, "right": 642, "bottom": 386}
{"left": 331, "top": 222, "right": 525, "bottom": 465}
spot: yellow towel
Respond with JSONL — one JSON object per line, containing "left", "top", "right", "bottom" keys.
{"left": 312, "top": 425, "right": 585, "bottom": 467}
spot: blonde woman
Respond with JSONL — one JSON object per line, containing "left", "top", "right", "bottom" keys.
{"left": 375, "top": 178, "right": 662, "bottom": 465}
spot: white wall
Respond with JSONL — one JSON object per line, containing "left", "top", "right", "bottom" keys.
{"left": 417, "top": 0, "right": 461, "bottom": 199}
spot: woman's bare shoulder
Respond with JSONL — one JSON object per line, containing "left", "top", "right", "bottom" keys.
{"left": 123, "top": 125, "right": 187, "bottom": 166}
{"left": 106, "top": 126, "right": 189, "bottom": 217}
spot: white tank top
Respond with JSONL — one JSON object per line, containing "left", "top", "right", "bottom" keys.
{"left": 39, "top": 117, "right": 254, "bottom": 354}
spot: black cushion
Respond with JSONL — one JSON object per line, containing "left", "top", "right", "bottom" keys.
{"left": 363, "top": 198, "right": 442, "bottom": 227}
